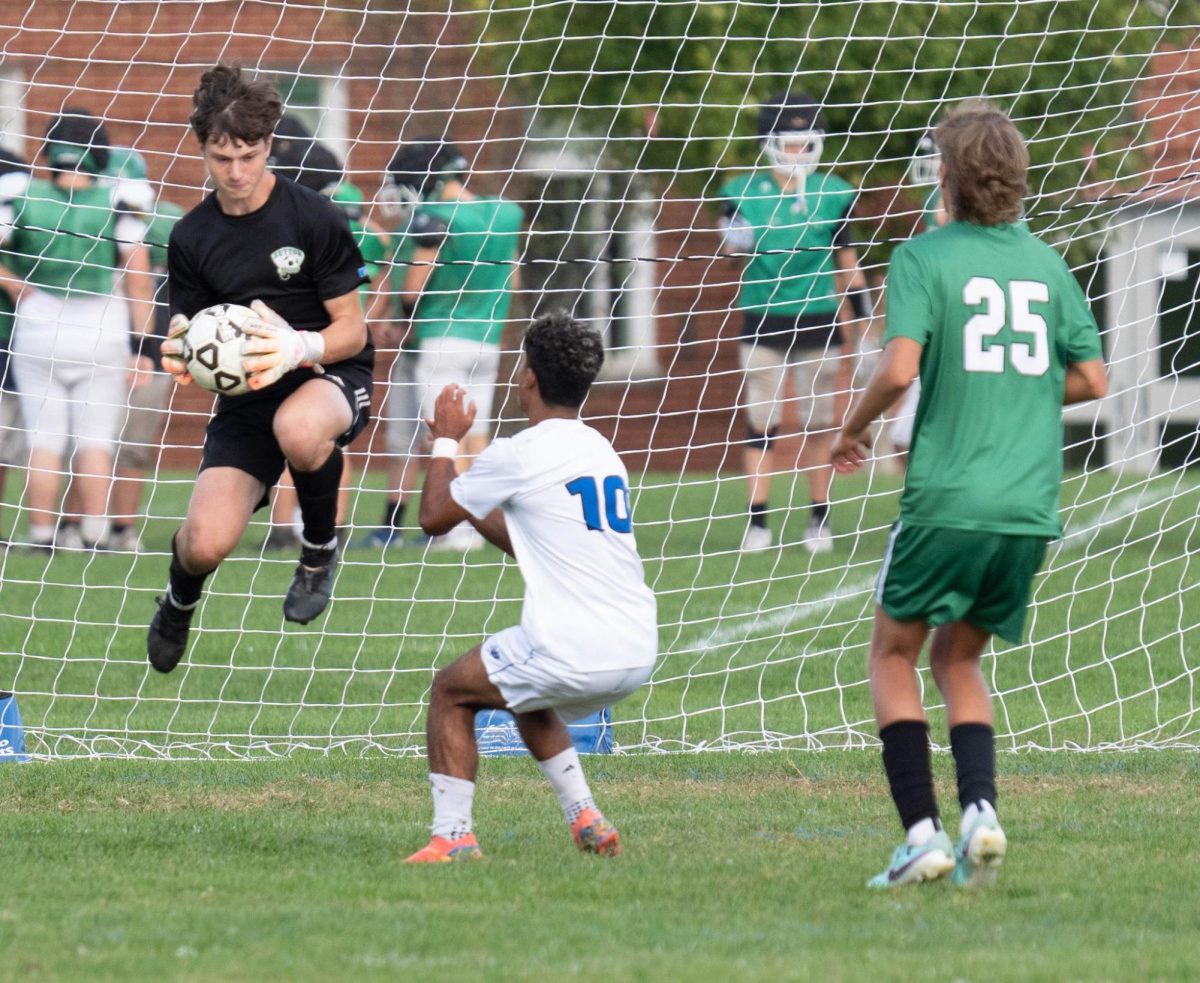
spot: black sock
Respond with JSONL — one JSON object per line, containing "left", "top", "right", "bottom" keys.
{"left": 811, "top": 500, "right": 829, "bottom": 524}
{"left": 383, "top": 498, "right": 405, "bottom": 530}
{"left": 950, "top": 723, "right": 996, "bottom": 811}
{"left": 112, "top": 522, "right": 130, "bottom": 534}
{"left": 290, "top": 447, "right": 342, "bottom": 547}
{"left": 749, "top": 502, "right": 768, "bottom": 529}
{"left": 880, "top": 720, "right": 939, "bottom": 831}
{"left": 167, "top": 534, "right": 212, "bottom": 609}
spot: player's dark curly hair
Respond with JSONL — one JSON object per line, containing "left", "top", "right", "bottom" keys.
{"left": 935, "top": 102, "right": 1027, "bottom": 226}
{"left": 522, "top": 312, "right": 605, "bottom": 409}
{"left": 189, "top": 64, "right": 283, "bottom": 146}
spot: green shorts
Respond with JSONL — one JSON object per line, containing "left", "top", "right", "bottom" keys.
{"left": 875, "top": 522, "right": 1049, "bottom": 644}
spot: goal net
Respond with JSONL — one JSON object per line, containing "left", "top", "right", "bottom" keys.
{"left": 0, "top": 1, "right": 1197, "bottom": 758}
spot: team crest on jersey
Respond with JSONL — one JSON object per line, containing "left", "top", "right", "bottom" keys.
{"left": 270, "top": 246, "right": 305, "bottom": 281}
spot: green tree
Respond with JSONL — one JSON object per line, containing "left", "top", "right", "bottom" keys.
{"left": 473, "top": 1, "right": 1181, "bottom": 262}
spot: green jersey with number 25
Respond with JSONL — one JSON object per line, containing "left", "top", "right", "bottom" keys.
{"left": 884, "top": 221, "right": 1103, "bottom": 537}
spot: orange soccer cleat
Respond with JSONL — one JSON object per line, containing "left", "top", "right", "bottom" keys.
{"left": 405, "top": 833, "right": 484, "bottom": 864}
{"left": 570, "top": 808, "right": 622, "bottom": 857}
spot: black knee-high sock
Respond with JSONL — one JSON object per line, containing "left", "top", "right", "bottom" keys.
{"left": 383, "top": 498, "right": 405, "bottom": 530}
{"left": 167, "top": 534, "right": 212, "bottom": 610}
{"left": 950, "top": 723, "right": 996, "bottom": 811}
{"left": 290, "top": 447, "right": 342, "bottom": 547}
{"left": 880, "top": 720, "right": 940, "bottom": 831}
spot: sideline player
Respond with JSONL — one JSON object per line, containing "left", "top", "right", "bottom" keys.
{"left": 889, "top": 129, "right": 950, "bottom": 471}
{"left": 719, "top": 91, "right": 867, "bottom": 554}
{"left": 389, "top": 139, "right": 524, "bottom": 551}
{"left": 407, "top": 312, "right": 657, "bottom": 862}
{"left": 0, "top": 110, "right": 154, "bottom": 549}
{"left": 0, "top": 150, "right": 30, "bottom": 544}
{"left": 830, "top": 104, "right": 1107, "bottom": 888}
{"left": 147, "top": 65, "right": 371, "bottom": 672}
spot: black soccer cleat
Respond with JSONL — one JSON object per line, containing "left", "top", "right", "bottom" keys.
{"left": 283, "top": 546, "right": 338, "bottom": 625}
{"left": 147, "top": 595, "right": 195, "bottom": 673}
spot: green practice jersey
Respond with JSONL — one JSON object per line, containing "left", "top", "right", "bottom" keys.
{"left": 352, "top": 219, "right": 390, "bottom": 299}
{"left": 7, "top": 179, "right": 129, "bottom": 296}
{"left": 884, "top": 221, "right": 1103, "bottom": 537}
{"left": 718, "top": 169, "right": 856, "bottom": 316}
{"left": 412, "top": 196, "right": 524, "bottom": 346}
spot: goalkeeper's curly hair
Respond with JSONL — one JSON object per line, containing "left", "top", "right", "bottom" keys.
{"left": 523, "top": 312, "right": 605, "bottom": 409}
{"left": 189, "top": 64, "right": 283, "bottom": 147}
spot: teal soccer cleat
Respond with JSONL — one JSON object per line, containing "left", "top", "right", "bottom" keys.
{"left": 951, "top": 811, "right": 1007, "bottom": 888}
{"left": 867, "top": 830, "right": 955, "bottom": 888}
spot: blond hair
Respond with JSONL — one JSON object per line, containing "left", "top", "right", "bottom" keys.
{"left": 935, "top": 103, "right": 1028, "bottom": 225}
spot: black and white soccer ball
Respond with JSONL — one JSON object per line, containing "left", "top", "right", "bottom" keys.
{"left": 183, "top": 304, "right": 253, "bottom": 396}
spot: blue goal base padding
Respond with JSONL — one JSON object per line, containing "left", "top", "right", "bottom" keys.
{"left": 475, "top": 708, "right": 613, "bottom": 756}
{"left": 0, "top": 692, "right": 30, "bottom": 763}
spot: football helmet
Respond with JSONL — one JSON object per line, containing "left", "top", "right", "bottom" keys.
{"left": 757, "top": 91, "right": 825, "bottom": 180}
{"left": 909, "top": 130, "right": 941, "bottom": 186}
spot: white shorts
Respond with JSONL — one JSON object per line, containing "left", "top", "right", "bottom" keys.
{"left": 0, "top": 386, "right": 25, "bottom": 466}
{"left": 383, "top": 350, "right": 422, "bottom": 457}
{"left": 116, "top": 371, "right": 171, "bottom": 471}
{"left": 891, "top": 379, "right": 921, "bottom": 450}
{"left": 11, "top": 291, "right": 130, "bottom": 456}
{"left": 416, "top": 337, "right": 500, "bottom": 438}
{"left": 481, "top": 625, "right": 654, "bottom": 723}
{"left": 739, "top": 341, "right": 850, "bottom": 432}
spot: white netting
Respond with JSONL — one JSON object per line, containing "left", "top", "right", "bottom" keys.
{"left": 0, "top": 1, "right": 1197, "bottom": 758}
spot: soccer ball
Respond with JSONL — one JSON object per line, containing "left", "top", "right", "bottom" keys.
{"left": 183, "top": 304, "right": 253, "bottom": 396}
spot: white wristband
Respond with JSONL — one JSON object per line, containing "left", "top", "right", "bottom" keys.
{"left": 300, "top": 331, "right": 325, "bottom": 366}
{"left": 431, "top": 437, "right": 459, "bottom": 460}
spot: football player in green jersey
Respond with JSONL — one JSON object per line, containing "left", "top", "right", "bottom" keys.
{"left": 720, "top": 92, "right": 867, "bottom": 554}
{"left": 385, "top": 139, "right": 524, "bottom": 550}
{"left": 0, "top": 149, "right": 30, "bottom": 543}
{"left": 890, "top": 130, "right": 951, "bottom": 471}
{"left": 0, "top": 110, "right": 154, "bottom": 550}
{"left": 831, "top": 104, "right": 1108, "bottom": 889}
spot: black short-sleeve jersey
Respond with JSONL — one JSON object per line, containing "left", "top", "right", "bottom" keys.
{"left": 167, "top": 176, "right": 373, "bottom": 400}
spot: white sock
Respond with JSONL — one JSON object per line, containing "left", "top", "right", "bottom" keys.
{"left": 80, "top": 515, "right": 108, "bottom": 545}
{"left": 960, "top": 799, "right": 997, "bottom": 838}
{"left": 537, "top": 747, "right": 595, "bottom": 823}
{"left": 429, "top": 773, "right": 474, "bottom": 839}
{"left": 29, "top": 524, "right": 54, "bottom": 545}
{"left": 906, "top": 816, "right": 941, "bottom": 848}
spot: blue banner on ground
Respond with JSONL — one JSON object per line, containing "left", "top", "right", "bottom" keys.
{"left": 475, "top": 708, "right": 613, "bottom": 756}
{"left": 0, "top": 692, "right": 30, "bottom": 762}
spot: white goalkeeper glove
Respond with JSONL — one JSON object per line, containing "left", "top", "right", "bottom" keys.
{"left": 159, "top": 313, "right": 193, "bottom": 385}
{"left": 238, "top": 300, "right": 326, "bottom": 391}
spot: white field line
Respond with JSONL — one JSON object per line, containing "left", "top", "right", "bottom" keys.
{"left": 691, "top": 484, "right": 1187, "bottom": 651}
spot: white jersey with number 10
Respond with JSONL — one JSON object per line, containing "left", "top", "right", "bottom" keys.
{"left": 450, "top": 417, "right": 658, "bottom": 673}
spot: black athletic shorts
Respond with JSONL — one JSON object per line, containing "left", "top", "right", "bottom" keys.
{"left": 198, "top": 362, "right": 373, "bottom": 501}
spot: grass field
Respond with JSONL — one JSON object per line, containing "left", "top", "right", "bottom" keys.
{"left": 2, "top": 752, "right": 1199, "bottom": 981}
{"left": 1, "top": 466, "right": 1198, "bottom": 979}
{"left": 1, "top": 465, "right": 1197, "bottom": 755}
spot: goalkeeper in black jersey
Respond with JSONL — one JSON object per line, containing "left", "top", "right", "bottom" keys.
{"left": 146, "top": 65, "right": 371, "bottom": 673}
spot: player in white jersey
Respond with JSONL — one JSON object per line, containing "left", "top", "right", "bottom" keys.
{"left": 406, "top": 312, "right": 658, "bottom": 863}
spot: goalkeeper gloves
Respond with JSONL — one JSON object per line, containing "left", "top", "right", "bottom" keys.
{"left": 159, "top": 313, "right": 193, "bottom": 385}
{"left": 239, "top": 300, "right": 326, "bottom": 391}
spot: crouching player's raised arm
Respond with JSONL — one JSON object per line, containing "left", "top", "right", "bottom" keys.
{"left": 407, "top": 312, "right": 658, "bottom": 863}
{"left": 830, "top": 102, "right": 1106, "bottom": 891}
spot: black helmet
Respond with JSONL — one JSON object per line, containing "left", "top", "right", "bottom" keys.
{"left": 756, "top": 92, "right": 825, "bottom": 178}
{"left": 44, "top": 107, "right": 111, "bottom": 174}
{"left": 269, "top": 114, "right": 342, "bottom": 193}
{"left": 386, "top": 139, "right": 467, "bottom": 202}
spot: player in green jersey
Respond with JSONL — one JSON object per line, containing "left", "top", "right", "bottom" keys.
{"left": 719, "top": 92, "right": 867, "bottom": 554}
{"left": 0, "top": 110, "right": 154, "bottom": 550}
{"left": 831, "top": 104, "right": 1108, "bottom": 889}
{"left": 0, "top": 150, "right": 30, "bottom": 543}
{"left": 380, "top": 139, "right": 524, "bottom": 550}
{"left": 890, "top": 129, "right": 951, "bottom": 472}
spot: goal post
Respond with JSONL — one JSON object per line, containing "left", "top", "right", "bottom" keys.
{"left": 0, "top": 1, "right": 1197, "bottom": 759}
